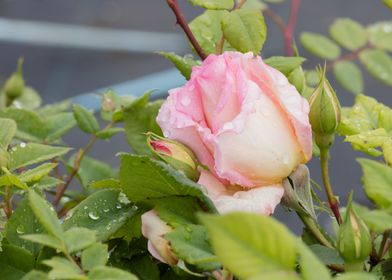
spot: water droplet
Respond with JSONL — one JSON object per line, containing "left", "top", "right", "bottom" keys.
{"left": 116, "top": 203, "right": 122, "bottom": 209}
{"left": 106, "top": 225, "right": 111, "bottom": 230}
{"left": 103, "top": 209, "right": 110, "bottom": 213}
{"left": 19, "top": 142, "right": 27, "bottom": 148}
{"left": 181, "top": 96, "right": 191, "bottom": 107}
{"left": 117, "top": 192, "right": 130, "bottom": 205}
{"left": 83, "top": 206, "right": 88, "bottom": 210}
{"left": 283, "top": 155, "right": 290, "bottom": 165}
{"left": 185, "top": 226, "right": 192, "bottom": 233}
{"left": 88, "top": 212, "right": 100, "bottom": 220}
{"left": 131, "top": 205, "right": 138, "bottom": 211}
{"left": 16, "top": 225, "right": 25, "bottom": 234}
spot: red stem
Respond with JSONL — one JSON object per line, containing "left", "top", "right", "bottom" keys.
{"left": 167, "top": 0, "right": 207, "bottom": 60}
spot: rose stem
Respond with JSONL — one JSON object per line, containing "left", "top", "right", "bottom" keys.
{"left": 53, "top": 122, "right": 113, "bottom": 209}
{"left": 263, "top": 0, "right": 301, "bottom": 56}
{"left": 320, "top": 148, "right": 342, "bottom": 225}
{"left": 166, "top": 0, "right": 207, "bottom": 60}
{"left": 298, "top": 213, "right": 334, "bottom": 248}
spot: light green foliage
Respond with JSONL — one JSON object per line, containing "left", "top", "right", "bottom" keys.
{"left": 329, "top": 18, "right": 367, "bottom": 50}
{"left": 368, "top": 22, "right": 392, "bottom": 51}
{"left": 81, "top": 243, "right": 108, "bottom": 271}
{"left": 359, "top": 49, "right": 392, "bottom": 87}
{"left": 187, "top": 0, "right": 234, "bottom": 10}
{"left": 0, "top": 118, "right": 16, "bottom": 149}
{"left": 353, "top": 203, "right": 392, "bottom": 233}
{"left": 338, "top": 95, "right": 392, "bottom": 164}
{"left": 96, "top": 127, "right": 124, "bottom": 140}
{"left": 221, "top": 9, "right": 267, "bottom": 54}
{"left": 333, "top": 61, "right": 363, "bottom": 95}
{"left": 73, "top": 104, "right": 100, "bottom": 134}
{"left": 64, "top": 227, "right": 97, "bottom": 253}
{"left": 264, "top": 56, "right": 306, "bottom": 76}
{"left": 43, "top": 257, "right": 85, "bottom": 279}
{"left": 300, "top": 32, "right": 341, "bottom": 59}
{"left": 159, "top": 52, "right": 201, "bottom": 80}
{"left": 88, "top": 266, "right": 137, "bottom": 280}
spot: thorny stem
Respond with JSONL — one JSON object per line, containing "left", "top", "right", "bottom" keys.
{"left": 263, "top": 0, "right": 301, "bottom": 56}
{"left": 53, "top": 123, "right": 113, "bottom": 209}
{"left": 166, "top": 0, "right": 207, "bottom": 60}
{"left": 320, "top": 148, "right": 342, "bottom": 225}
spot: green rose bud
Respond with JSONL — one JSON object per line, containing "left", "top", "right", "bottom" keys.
{"left": 147, "top": 133, "right": 200, "bottom": 181}
{"left": 309, "top": 66, "right": 341, "bottom": 149}
{"left": 337, "top": 193, "right": 372, "bottom": 267}
{"left": 3, "top": 58, "right": 25, "bottom": 100}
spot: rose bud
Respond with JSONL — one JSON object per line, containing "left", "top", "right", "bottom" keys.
{"left": 308, "top": 67, "right": 341, "bottom": 149}
{"left": 337, "top": 193, "right": 371, "bottom": 266}
{"left": 156, "top": 51, "right": 312, "bottom": 212}
{"left": 147, "top": 133, "right": 200, "bottom": 181}
{"left": 141, "top": 210, "right": 178, "bottom": 265}
{"left": 3, "top": 58, "right": 25, "bottom": 100}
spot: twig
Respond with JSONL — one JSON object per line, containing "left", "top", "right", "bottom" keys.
{"left": 326, "top": 44, "right": 371, "bottom": 72}
{"left": 320, "top": 148, "right": 342, "bottom": 225}
{"left": 263, "top": 0, "right": 301, "bottom": 56}
{"left": 166, "top": 0, "right": 207, "bottom": 60}
{"left": 378, "top": 230, "right": 391, "bottom": 260}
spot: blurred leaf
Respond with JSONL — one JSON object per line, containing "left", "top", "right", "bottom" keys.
{"left": 43, "top": 257, "right": 84, "bottom": 280}
{"left": 297, "top": 242, "right": 331, "bottom": 280}
{"left": 309, "top": 244, "right": 343, "bottom": 265}
{"left": 63, "top": 189, "right": 136, "bottom": 241}
{"left": 0, "top": 118, "right": 16, "bottom": 149}
{"left": 0, "top": 169, "right": 28, "bottom": 190}
{"left": 0, "top": 244, "right": 35, "bottom": 280}
{"left": 64, "top": 227, "right": 97, "bottom": 253}
{"left": 9, "top": 143, "right": 70, "bottom": 171}
{"left": 73, "top": 104, "right": 100, "bottom": 134}
{"left": 329, "top": 18, "right": 367, "bottom": 50}
{"left": 159, "top": 52, "right": 201, "bottom": 80}
{"left": 23, "top": 233, "right": 64, "bottom": 250}
{"left": 305, "top": 70, "right": 320, "bottom": 87}
{"left": 221, "top": 9, "right": 267, "bottom": 54}
{"left": 336, "top": 273, "right": 376, "bottom": 280}
{"left": 368, "top": 22, "right": 392, "bottom": 51}
{"left": 96, "top": 127, "right": 124, "bottom": 140}
{"left": 187, "top": 0, "right": 234, "bottom": 10}
{"left": 189, "top": 10, "right": 231, "bottom": 55}
{"left": 45, "top": 113, "right": 76, "bottom": 143}
{"left": 123, "top": 92, "right": 163, "bottom": 155}
{"left": 89, "top": 266, "right": 137, "bottom": 280}
{"left": 264, "top": 56, "right": 306, "bottom": 76}
{"left": 333, "top": 61, "right": 363, "bottom": 95}
{"left": 13, "top": 87, "right": 41, "bottom": 110}
{"left": 166, "top": 224, "right": 220, "bottom": 271}
{"left": 300, "top": 32, "right": 341, "bottom": 59}
{"left": 119, "top": 154, "right": 216, "bottom": 212}
{"left": 200, "top": 213, "right": 297, "bottom": 279}
{"left": 81, "top": 243, "right": 108, "bottom": 271}
{"left": 6, "top": 196, "right": 44, "bottom": 255}
{"left": 358, "top": 158, "right": 392, "bottom": 209}
{"left": 21, "top": 270, "right": 49, "bottom": 280}
{"left": 354, "top": 203, "right": 392, "bottom": 233}
{"left": 128, "top": 255, "right": 159, "bottom": 280}
{"left": 383, "top": 0, "right": 392, "bottom": 9}
{"left": 38, "top": 100, "right": 71, "bottom": 116}
{"left": 19, "top": 163, "right": 57, "bottom": 184}
{"left": 359, "top": 49, "right": 392, "bottom": 86}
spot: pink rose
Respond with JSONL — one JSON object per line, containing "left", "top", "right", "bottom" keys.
{"left": 141, "top": 210, "right": 178, "bottom": 265}
{"left": 157, "top": 51, "right": 312, "bottom": 214}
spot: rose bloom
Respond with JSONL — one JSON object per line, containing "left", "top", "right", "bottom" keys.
{"left": 156, "top": 51, "right": 312, "bottom": 214}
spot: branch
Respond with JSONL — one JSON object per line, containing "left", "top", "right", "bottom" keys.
{"left": 326, "top": 44, "right": 371, "bottom": 72}
{"left": 167, "top": 0, "right": 207, "bottom": 60}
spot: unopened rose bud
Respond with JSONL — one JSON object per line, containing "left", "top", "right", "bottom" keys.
{"left": 337, "top": 193, "right": 371, "bottom": 265}
{"left": 4, "top": 58, "right": 25, "bottom": 100}
{"left": 147, "top": 133, "right": 200, "bottom": 181}
{"left": 141, "top": 210, "right": 178, "bottom": 265}
{"left": 309, "top": 66, "right": 341, "bottom": 149}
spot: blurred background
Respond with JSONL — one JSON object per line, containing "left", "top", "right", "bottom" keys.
{"left": 0, "top": 0, "right": 390, "bottom": 233}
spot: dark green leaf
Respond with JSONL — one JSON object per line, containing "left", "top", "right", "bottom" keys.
{"left": 309, "top": 244, "right": 344, "bottom": 265}
{"left": 129, "top": 255, "right": 160, "bottom": 280}
{"left": 89, "top": 267, "right": 137, "bottom": 280}
{"left": 0, "top": 244, "right": 35, "bottom": 280}
{"left": 159, "top": 52, "right": 201, "bottom": 80}
{"left": 21, "top": 270, "right": 49, "bottom": 280}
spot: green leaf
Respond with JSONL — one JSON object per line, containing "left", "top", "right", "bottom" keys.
{"left": 96, "top": 127, "right": 124, "bottom": 140}
{"left": 6, "top": 196, "right": 44, "bottom": 255}
{"left": 19, "top": 163, "right": 57, "bottom": 184}
{"left": 187, "top": 0, "right": 234, "bottom": 9}
{"left": 89, "top": 267, "right": 137, "bottom": 280}
{"left": 119, "top": 154, "right": 216, "bottom": 212}
{"left": 123, "top": 93, "right": 163, "bottom": 155}
{"left": 0, "top": 244, "right": 35, "bottom": 280}
{"left": 159, "top": 52, "right": 201, "bottom": 80}
{"left": 336, "top": 272, "right": 376, "bottom": 280}
{"left": 189, "top": 10, "right": 231, "bottom": 55}
{"left": 81, "top": 243, "right": 108, "bottom": 271}
{"left": 264, "top": 56, "right": 306, "bottom": 76}
{"left": 128, "top": 255, "right": 159, "bottom": 280}
{"left": 28, "top": 190, "right": 64, "bottom": 240}
{"left": 64, "top": 227, "right": 97, "bottom": 253}
{"left": 200, "top": 213, "right": 297, "bottom": 279}
{"left": 368, "top": 22, "right": 392, "bottom": 51}
{"left": 9, "top": 143, "right": 70, "bottom": 171}
{"left": 333, "top": 61, "right": 363, "bottom": 95}
{"left": 300, "top": 32, "right": 341, "bottom": 59}
{"left": 221, "top": 9, "right": 267, "bottom": 54}
{"left": 0, "top": 118, "right": 16, "bottom": 148}
{"left": 0, "top": 169, "right": 29, "bottom": 190}
{"left": 329, "top": 18, "right": 367, "bottom": 50}
{"left": 45, "top": 112, "right": 76, "bottom": 142}
{"left": 33, "top": 176, "right": 63, "bottom": 191}
{"left": 22, "top": 233, "right": 64, "bottom": 250}
{"left": 359, "top": 49, "right": 392, "bottom": 86}
{"left": 354, "top": 204, "right": 392, "bottom": 233}
{"left": 73, "top": 104, "right": 100, "bottom": 134}
{"left": 297, "top": 242, "right": 331, "bottom": 280}
{"left": 383, "top": 0, "right": 392, "bottom": 9}
{"left": 43, "top": 257, "right": 85, "bottom": 280}
{"left": 21, "top": 270, "right": 49, "bottom": 280}
{"left": 89, "top": 178, "right": 121, "bottom": 189}
{"left": 166, "top": 224, "right": 220, "bottom": 271}
{"left": 38, "top": 100, "right": 71, "bottom": 116}
{"left": 63, "top": 189, "right": 136, "bottom": 241}
{"left": 358, "top": 158, "right": 392, "bottom": 209}
{"left": 309, "top": 244, "right": 344, "bottom": 265}
{"left": 13, "top": 87, "right": 42, "bottom": 110}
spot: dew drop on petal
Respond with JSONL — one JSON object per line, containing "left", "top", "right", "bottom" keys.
{"left": 16, "top": 225, "right": 25, "bottom": 234}
{"left": 88, "top": 211, "right": 100, "bottom": 220}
